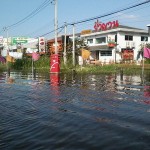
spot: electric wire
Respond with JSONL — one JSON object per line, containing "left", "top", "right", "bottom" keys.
{"left": 24, "top": 20, "right": 54, "bottom": 37}
{"left": 36, "top": 0, "right": 150, "bottom": 38}
{"left": 68, "top": 0, "right": 150, "bottom": 25}
{"left": 98, "top": 3, "right": 150, "bottom": 25}
{"left": 35, "top": 25, "right": 64, "bottom": 38}
{"left": 6, "top": 0, "right": 51, "bottom": 29}
{"left": 1, "top": 0, "right": 150, "bottom": 39}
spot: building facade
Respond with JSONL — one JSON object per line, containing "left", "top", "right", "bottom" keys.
{"left": 80, "top": 20, "right": 150, "bottom": 65}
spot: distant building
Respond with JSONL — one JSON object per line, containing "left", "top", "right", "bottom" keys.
{"left": 0, "top": 37, "right": 45, "bottom": 58}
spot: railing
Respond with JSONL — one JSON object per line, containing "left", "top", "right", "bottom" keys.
{"left": 126, "top": 41, "right": 135, "bottom": 48}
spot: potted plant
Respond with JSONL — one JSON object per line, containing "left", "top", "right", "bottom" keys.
{"left": 108, "top": 40, "right": 116, "bottom": 47}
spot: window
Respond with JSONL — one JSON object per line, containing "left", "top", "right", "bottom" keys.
{"left": 141, "top": 36, "right": 148, "bottom": 41}
{"left": 125, "top": 35, "right": 133, "bottom": 41}
{"left": 95, "top": 37, "right": 106, "bottom": 44}
{"left": 101, "top": 50, "right": 112, "bottom": 56}
{"left": 115, "top": 34, "right": 117, "bottom": 43}
{"left": 87, "top": 39, "right": 93, "bottom": 44}
{"left": 96, "top": 51, "right": 99, "bottom": 60}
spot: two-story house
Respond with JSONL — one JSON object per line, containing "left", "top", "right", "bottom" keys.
{"left": 80, "top": 20, "right": 150, "bottom": 64}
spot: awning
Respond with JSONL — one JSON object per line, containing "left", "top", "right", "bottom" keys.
{"left": 89, "top": 45, "right": 109, "bottom": 51}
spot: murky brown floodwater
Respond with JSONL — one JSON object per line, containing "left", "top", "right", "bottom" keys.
{"left": 0, "top": 71, "right": 150, "bottom": 150}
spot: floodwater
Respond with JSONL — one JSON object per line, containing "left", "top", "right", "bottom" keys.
{"left": 0, "top": 71, "right": 150, "bottom": 150}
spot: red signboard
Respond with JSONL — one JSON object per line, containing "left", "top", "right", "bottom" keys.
{"left": 50, "top": 54, "right": 60, "bottom": 73}
{"left": 94, "top": 20, "right": 119, "bottom": 31}
{"left": 122, "top": 50, "right": 133, "bottom": 60}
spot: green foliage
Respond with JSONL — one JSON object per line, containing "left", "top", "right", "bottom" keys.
{"left": 76, "top": 64, "right": 117, "bottom": 74}
{"left": 60, "top": 55, "right": 73, "bottom": 69}
{"left": 12, "top": 55, "right": 50, "bottom": 71}
{"left": 0, "top": 63, "right": 7, "bottom": 72}
{"left": 74, "top": 63, "right": 150, "bottom": 75}
{"left": 34, "top": 55, "right": 50, "bottom": 69}
{"left": 140, "top": 43, "right": 150, "bottom": 51}
{"left": 146, "top": 43, "right": 150, "bottom": 48}
{"left": 145, "top": 59, "right": 150, "bottom": 64}
{"left": 66, "top": 37, "right": 89, "bottom": 58}
{"left": 12, "top": 57, "right": 31, "bottom": 70}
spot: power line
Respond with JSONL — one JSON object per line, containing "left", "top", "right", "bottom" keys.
{"left": 24, "top": 20, "right": 54, "bottom": 37}
{"left": 35, "top": 26, "right": 64, "bottom": 38}
{"left": 36, "top": 0, "right": 150, "bottom": 38}
{"left": 68, "top": 0, "right": 150, "bottom": 25}
{"left": 98, "top": 3, "right": 150, "bottom": 25}
{"left": 19, "top": 0, "right": 150, "bottom": 38}
{"left": 6, "top": 0, "right": 51, "bottom": 29}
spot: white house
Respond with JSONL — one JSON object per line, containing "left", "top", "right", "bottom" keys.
{"left": 80, "top": 20, "right": 150, "bottom": 65}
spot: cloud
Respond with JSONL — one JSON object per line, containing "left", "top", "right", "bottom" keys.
{"left": 116, "top": 12, "right": 139, "bottom": 20}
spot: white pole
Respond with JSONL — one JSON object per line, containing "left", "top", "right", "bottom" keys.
{"left": 6, "top": 28, "right": 8, "bottom": 49}
{"left": 142, "top": 43, "right": 145, "bottom": 84}
{"left": 54, "top": 0, "right": 58, "bottom": 54}
{"left": 142, "top": 54, "right": 144, "bottom": 84}
{"left": 4, "top": 27, "right": 9, "bottom": 71}
{"left": 64, "top": 23, "right": 67, "bottom": 64}
{"left": 72, "top": 24, "right": 75, "bottom": 66}
{"left": 3, "top": 27, "right": 9, "bottom": 55}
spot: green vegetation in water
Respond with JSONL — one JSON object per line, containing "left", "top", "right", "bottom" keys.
{"left": 0, "top": 63, "right": 7, "bottom": 72}
{"left": 12, "top": 55, "right": 50, "bottom": 72}
{"left": 75, "top": 63, "right": 150, "bottom": 75}
{"left": 1, "top": 54, "right": 150, "bottom": 75}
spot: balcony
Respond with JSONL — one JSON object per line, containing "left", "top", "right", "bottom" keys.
{"left": 108, "top": 43, "right": 116, "bottom": 48}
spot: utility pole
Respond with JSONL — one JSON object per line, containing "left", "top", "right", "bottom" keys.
{"left": 54, "top": 0, "right": 58, "bottom": 54}
{"left": 147, "top": 24, "right": 150, "bottom": 35}
{"left": 3, "top": 27, "right": 9, "bottom": 74}
{"left": 50, "top": 0, "right": 60, "bottom": 73}
{"left": 64, "top": 22, "right": 67, "bottom": 64}
{"left": 72, "top": 24, "right": 75, "bottom": 66}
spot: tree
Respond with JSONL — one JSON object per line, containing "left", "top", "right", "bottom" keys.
{"left": 65, "top": 36, "right": 89, "bottom": 65}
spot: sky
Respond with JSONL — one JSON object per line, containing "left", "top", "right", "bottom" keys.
{"left": 0, "top": 0, "right": 150, "bottom": 39}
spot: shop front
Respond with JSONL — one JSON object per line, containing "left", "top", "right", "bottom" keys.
{"left": 89, "top": 45, "right": 115, "bottom": 64}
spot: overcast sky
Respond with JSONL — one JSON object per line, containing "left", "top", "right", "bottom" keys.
{"left": 0, "top": 0, "right": 150, "bottom": 39}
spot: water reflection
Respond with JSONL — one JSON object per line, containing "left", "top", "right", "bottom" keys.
{"left": 144, "top": 86, "right": 150, "bottom": 97}
{"left": 0, "top": 70, "right": 150, "bottom": 150}
{"left": 50, "top": 73, "right": 60, "bottom": 103}
{"left": 5, "top": 69, "right": 15, "bottom": 84}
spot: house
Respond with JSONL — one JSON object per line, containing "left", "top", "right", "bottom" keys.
{"left": 80, "top": 20, "right": 150, "bottom": 65}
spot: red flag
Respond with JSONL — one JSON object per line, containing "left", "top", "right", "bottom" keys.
{"left": 144, "top": 47, "right": 150, "bottom": 59}
{"left": 32, "top": 52, "right": 40, "bottom": 61}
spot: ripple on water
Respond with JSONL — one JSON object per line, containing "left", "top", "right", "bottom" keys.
{"left": 0, "top": 72, "right": 150, "bottom": 149}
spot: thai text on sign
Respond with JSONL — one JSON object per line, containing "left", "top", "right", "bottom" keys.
{"left": 94, "top": 20, "right": 119, "bottom": 31}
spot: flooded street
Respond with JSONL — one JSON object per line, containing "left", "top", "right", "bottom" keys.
{"left": 0, "top": 71, "right": 150, "bottom": 150}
